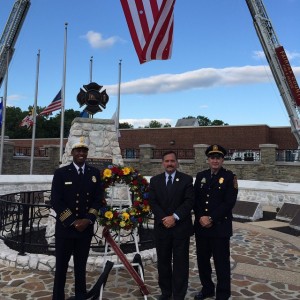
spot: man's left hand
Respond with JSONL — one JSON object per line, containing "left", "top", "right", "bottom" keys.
{"left": 74, "top": 218, "right": 91, "bottom": 232}
{"left": 162, "top": 215, "right": 176, "bottom": 228}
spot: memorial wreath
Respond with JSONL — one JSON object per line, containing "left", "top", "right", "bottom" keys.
{"left": 98, "top": 165, "right": 151, "bottom": 231}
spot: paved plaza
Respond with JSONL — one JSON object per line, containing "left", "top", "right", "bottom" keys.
{"left": 0, "top": 222, "right": 299, "bottom": 300}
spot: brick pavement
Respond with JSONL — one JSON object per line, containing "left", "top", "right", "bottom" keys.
{"left": 0, "top": 222, "right": 299, "bottom": 300}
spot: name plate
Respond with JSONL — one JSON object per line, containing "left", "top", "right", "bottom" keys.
{"left": 86, "top": 158, "right": 112, "bottom": 172}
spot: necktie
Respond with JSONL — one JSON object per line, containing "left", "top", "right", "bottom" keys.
{"left": 167, "top": 175, "right": 172, "bottom": 193}
{"left": 79, "top": 167, "right": 83, "bottom": 176}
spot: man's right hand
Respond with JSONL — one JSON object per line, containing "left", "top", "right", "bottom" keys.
{"left": 199, "top": 216, "right": 213, "bottom": 228}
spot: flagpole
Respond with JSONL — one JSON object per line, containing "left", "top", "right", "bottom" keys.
{"left": 116, "top": 59, "right": 122, "bottom": 138}
{"left": 89, "top": 56, "right": 93, "bottom": 83}
{"left": 0, "top": 47, "right": 10, "bottom": 175}
{"left": 59, "top": 22, "right": 68, "bottom": 163}
{"left": 29, "top": 50, "right": 40, "bottom": 174}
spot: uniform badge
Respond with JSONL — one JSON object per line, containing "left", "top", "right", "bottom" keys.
{"left": 201, "top": 178, "right": 206, "bottom": 184}
{"left": 92, "top": 176, "right": 97, "bottom": 183}
{"left": 219, "top": 177, "right": 224, "bottom": 184}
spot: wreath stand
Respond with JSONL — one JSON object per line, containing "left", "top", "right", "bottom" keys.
{"left": 99, "top": 185, "right": 149, "bottom": 299}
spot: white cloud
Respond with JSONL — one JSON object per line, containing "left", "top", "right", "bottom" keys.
{"left": 121, "top": 118, "right": 173, "bottom": 128}
{"left": 82, "top": 31, "right": 119, "bottom": 49}
{"left": 106, "top": 65, "right": 300, "bottom": 96}
{"left": 6, "top": 94, "right": 27, "bottom": 106}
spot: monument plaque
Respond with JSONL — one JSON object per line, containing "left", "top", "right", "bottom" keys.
{"left": 232, "top": 200, "right": 262, "bottom": 221}
{"left": 276, "top": 203, "right": 300, "bottom": 222}
{"left": 86, "top": 158, "right": 112, "bottom": 172}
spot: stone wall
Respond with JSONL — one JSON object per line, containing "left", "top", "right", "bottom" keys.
{"left": 1, "top": 142, "right": 60, "bottom": 175}
{"left": 2, "top": 135, "right": 300, "bottom": 183}
{"left": 122, "top": 144, "right": 300, "bottom": 183}
{"left": 1, "top": 176, "right": 299, "bottom": 208}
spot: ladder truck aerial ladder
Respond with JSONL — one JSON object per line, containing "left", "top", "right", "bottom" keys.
{"left": 0, "top": 0, "right": 30, "bottom": 87}
{"left": 246, "top": 0, "right": 300, "bottom": 146}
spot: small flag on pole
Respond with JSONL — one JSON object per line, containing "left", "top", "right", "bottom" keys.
{"left": 39, "top": 90, "right": 62, "bottom": 116}
{"left": 80, "top": 110, "right": 89, "bottom": 118}
{"left": 120, "top": 0, "right": 176, "bottom": 64}
{"left": 20, "top": 107, "right": 34, "bottom": 130}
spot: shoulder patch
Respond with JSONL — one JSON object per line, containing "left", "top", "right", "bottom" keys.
{"left": 233, "top": 175, "right": 238, "bottom": 189}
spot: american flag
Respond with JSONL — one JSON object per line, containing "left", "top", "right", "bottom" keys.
{"left": 39, "top": 90, "right": 62, "bottom": 116}
{"left": 120, "top": 0, "right": 176, "bottom": 64}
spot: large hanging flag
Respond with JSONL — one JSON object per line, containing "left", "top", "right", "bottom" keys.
{"left": 120, "top": 0, "right": 176, "bottom": 64}
{"left": 20, "top": 107, "right": 34, "bottom": 130}
{"left": 0, "top": 99, "right": 3, "bottom": 128}
{"left": 39, "top": 90, "right": 62, "bottom": 116}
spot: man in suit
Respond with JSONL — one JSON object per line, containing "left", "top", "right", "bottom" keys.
{"left": 51, "top": 137, "right": 104, "bottom": 300}
{"left": 149, "top": 150, "right": 194, "bottom": 300}
{"left": 193, "top": 145, "right": 238, "bottom": 300}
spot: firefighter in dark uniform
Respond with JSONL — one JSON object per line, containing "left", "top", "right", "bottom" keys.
{"left": 51, "top": 137, "right": 104, "bottom": 300}
{"left": 193, "top": 145, "right": 238, "bottom": 300}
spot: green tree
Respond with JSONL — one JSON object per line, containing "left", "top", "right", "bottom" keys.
{"left": 5, "top": 106, "right": 29, "bottom": 138}
{"left": 119, "top": 122, "right": 134, "bottom": 129}
{"left": 163, "top": 123, "right": 172, "bottom": 127}
{"left": 147, "top": 120, "right": 163, "bottom": 128}
{"left": 182, "top": 115, "right": 228, "bottom": 126}
{"left": 4, "top": 107, "right": 80, "bottom": 138}
{"left": 196, "top": 115, "right": 211, "bottom": 126}
{"left": 211, "top": 119, "right": 228, "bottom": 126}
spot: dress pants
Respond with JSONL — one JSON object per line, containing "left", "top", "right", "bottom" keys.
{"left": 156, "top": 234, "right": 190, "bottom": 300}
{"left": 195, "top": 236, "right": 231, "bottom": 300}
{"left": 52, "top": 235, "right": 92, "bottom": 300}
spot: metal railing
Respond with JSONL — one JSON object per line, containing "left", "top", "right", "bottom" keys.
{"left": 152, "top": 149, "right": 195, "bottom": 159}
{"left": 0, "top": 191, "right": 103, "bottom": 255}
{"left": 225, "top": 149, "right": 261, "bottom": 162}
{"left": 276, "top": 149, "right": 300, "bottom": 162}
{"left": 0, "top": 191, "right": 154, "bottom": 256}
{"left": 13, "top": 147, "right": 48, "bottom": 157}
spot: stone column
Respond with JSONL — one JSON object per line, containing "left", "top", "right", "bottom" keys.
{"left": 193, "top": 144, "right": 209, "bottom": 172}
{"left": 61, "top": 117, "right": 123, "bottom": 167}
{"left": 259, "top": 144, "right": 278, "bottom": 165}
{"left": 258, "top": 144, "right": 278, "bottom": 181}
{"left": 2, "top": 141, "right": 15, "bottom": 174}
{"left": 139, "top": 144, "right": 156, "bottom": 175}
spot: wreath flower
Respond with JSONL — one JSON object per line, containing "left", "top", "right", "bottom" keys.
{"left": 98, "top": 165, "right": 151, "bottom": 231}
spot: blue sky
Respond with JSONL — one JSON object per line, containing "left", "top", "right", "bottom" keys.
{"left": 0, "top": 0, "right": 300, "bottom": 128}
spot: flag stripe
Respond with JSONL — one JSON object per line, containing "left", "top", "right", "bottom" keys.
{"left": 120, "top": 0, "right": 175, "bottom": 63}
{"left": 39, "top": 90, "right": 62, "bottom": 116}
{"left": 144, "top": 0, "right": 174, "bottom": 61}
{"left": 121, "top": 0, "right": 144, "bottom": 62}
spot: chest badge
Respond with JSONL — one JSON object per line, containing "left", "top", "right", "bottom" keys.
{"left": 92, "top": 176, "right": 97, "bottom": 183}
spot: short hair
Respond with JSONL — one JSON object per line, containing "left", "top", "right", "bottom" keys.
{"left": 162, "top": 150, "right": 177, "bottom": 160}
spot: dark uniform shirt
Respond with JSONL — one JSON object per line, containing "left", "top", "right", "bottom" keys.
{"left": 51, "top": 163, "right": 103, "bottom": 238}
{"left": 193, "top": 167, "right": 238, "bottom": 237}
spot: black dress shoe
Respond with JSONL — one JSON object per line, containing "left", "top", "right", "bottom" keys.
{"left": 194, "top": 291, "right": 215, "bottom": 300}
